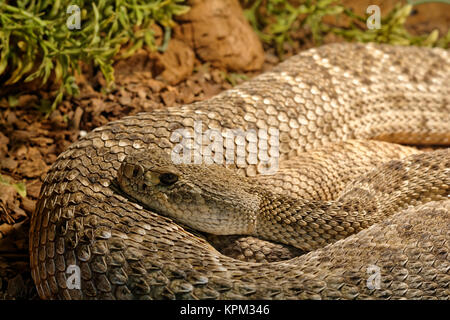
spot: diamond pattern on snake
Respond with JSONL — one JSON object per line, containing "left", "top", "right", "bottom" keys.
{"left": 31, "top": 43, "right": 450, "bottom": 299}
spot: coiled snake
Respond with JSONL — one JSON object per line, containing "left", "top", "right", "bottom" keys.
{"left": 30, "top": 43, "right": 450, "bottom": 299}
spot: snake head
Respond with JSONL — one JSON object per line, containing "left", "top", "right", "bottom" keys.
{"left": 117, "top": 148, "right": 259, "bottom": 236}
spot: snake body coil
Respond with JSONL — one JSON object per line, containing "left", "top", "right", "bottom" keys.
{"left": 31, "top": 43, "right": 450, "bottom": 299}
{"left": 117, "top": 148, "right": 449, "bottom": 253}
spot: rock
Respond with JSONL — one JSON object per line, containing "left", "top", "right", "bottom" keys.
{"left": 25, "top": 180, "right": 42, "bottom": 199}
{"left": 0, "top": 157, "right": 18, "bottom": 171}
{"left": 175, "top": 0, "right": 264, "bottom": 72}
{"left": 155, "top": 39, "right": 196, "bottom": 85}
{"left": 146, "top": 79, "right": 165, "bottom": 93}
{"left": 161, "top": 89, "right": 177, "bottom": 107}
{"left": 20, "top": 197, "right": 36, "bottom": 215}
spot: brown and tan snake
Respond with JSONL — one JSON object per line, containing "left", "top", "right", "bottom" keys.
{"left": 30, "top": 42, "right": 450, "bottom": 299}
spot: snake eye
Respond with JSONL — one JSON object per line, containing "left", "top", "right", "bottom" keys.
{"left": 131, "top": 165, "right": 143, "bottom": 178}
{"left": 159, "top": 173, "right": 178, "bottom": 186}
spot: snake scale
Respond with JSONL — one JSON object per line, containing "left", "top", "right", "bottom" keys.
{"left": 30, "top": 43, "right": 450, "bottom": 299}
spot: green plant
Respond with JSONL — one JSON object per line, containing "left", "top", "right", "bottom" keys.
{"left": 244, "top": 0, "right": 344, "bottom": 55}
{"left": 333, "top": 3, "right": 443, "bottom": 46}
{"left": 221, "top": 71, "right": 249, "bottom": 86}
{"left": 0, "top": 0, "right": 189, "bottom": 115}
{"left": 243, "top": 0, "right": 448, "bottom": 57}
{"left": 0, "top": 174, "right": 26, "bottom": 197}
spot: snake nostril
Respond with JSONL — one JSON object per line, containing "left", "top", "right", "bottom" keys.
{"left": 124, "top": 164, "right": 142, "bottom": 179}
{"left": 133, "top": 165, "right": 146, "bottom": 178}
{"left": 122, "top": 164, "right": 134, "bottom": 179}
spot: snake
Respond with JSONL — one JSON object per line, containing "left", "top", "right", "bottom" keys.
{"left": 30, "top": 42, "right": 450, "bottom": 299}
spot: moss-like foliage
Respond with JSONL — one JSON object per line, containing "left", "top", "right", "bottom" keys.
{"left": 243, "top": 0, "right": 449, "bottom": 56}
{"left": 0, "top": 0, "right": 189, "bottom": 113}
